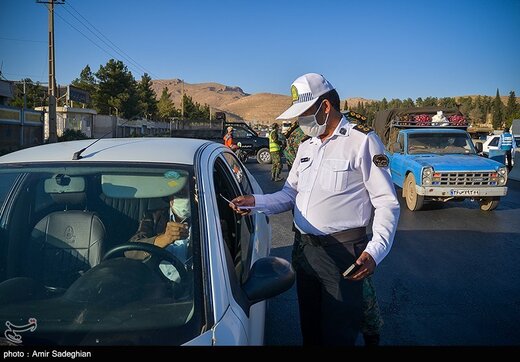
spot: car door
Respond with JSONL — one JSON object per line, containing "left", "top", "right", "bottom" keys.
{"left": 486, "top": 135, "right": 500, "bottom": 154}
{"left": 217, "top": 150, "right": 268, "bottom": 345}
{"left": 191, "top": 144, "right": 269, "bottom": 345}
{"left": 388, "top": 133, "right": 407, "bottom": 187}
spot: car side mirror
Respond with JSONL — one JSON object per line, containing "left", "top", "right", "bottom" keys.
{"left": 474, "top": 142, "right": 483, "bottom": 153}
{"left": 391, "top": 142, "right": 403, "bottom": 153}
{"left": 242, "top": 256, "right": 295, "bottom": 306}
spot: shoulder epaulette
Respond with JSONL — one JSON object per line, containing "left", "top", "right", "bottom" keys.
{"left": 352, "top": 124, "right": 373, "bottom": 135}
{"left": 347, "top": 110, "right": 368, "bottom": 123}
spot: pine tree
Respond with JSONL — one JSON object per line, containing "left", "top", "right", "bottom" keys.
{"left": 492, "top": 89, "right": 504, "bottom": 129}
{"left": 137, "top": 73, "right": 158, "bottom": 120}
{"left": 380, "top": 98, "right": 388, "bottom": 110}
{"left": 9, "top": 79, "right": 47, "bottom": 109}
{"left": 94, "top": 59, "right": 140, "bottom": 119}
{"left": 157, "top": 87, "right": 175, "bottom": 121}
{"left": 458, "top": 97, "right": 473, "bottom": 117}
{"left": 71, "top": 65, "right": 97, "bottom": 108}
{"left": 422, "top": 97, "right": 438, "bottom": 107}
{"left": 505, "top": 91, "right": 518, "bottom": 120}
{"left": 402, "top": 98, "right": 415, "bottom": 108}
{"left": 438, "top": 97, "right": 456, "bottom": 108}
{"left": 469, "top": 97, "right": 484, "bottom": 124}
{"left": 343, "top": 99, "right": 348, "bottom": 111}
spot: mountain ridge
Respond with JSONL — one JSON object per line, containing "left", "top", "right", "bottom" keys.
{"left": 151, "top": 79, "right": 517, "bottom": 124}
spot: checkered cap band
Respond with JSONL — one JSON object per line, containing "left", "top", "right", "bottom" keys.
{"left": 294, "top": 92, "right": 313, "bottom": 104}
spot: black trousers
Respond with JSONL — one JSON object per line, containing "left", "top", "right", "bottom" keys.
{"left": 505, "top": 150, "right": 512, "bottom": 171}
{"left": 292, "top": 228, "right": 368, "bottom": 346}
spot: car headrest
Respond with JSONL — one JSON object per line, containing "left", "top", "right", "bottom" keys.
{"left": 50, "top": 192, "right": 86, "bottom": 206}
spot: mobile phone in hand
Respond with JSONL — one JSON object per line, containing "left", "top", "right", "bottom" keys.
{"left": 219, "top": 194, "right": 256, "bottom": 210}
{"left": 342, "top": 263, "right": 362, "bottom": 278}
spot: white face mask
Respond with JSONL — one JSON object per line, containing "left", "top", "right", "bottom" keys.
{"left": 297, "top": 101, "right": 329, "bottom": 137}
{"left": 171, "top": 197, "right": 191, "bottom": 221}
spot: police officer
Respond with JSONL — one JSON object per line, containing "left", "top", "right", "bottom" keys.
{"left": 229, "top": 73, "right": 400, "bottom": 345}
{"left": 269, "top": 123, "right": 284, "bottom": 181}
{"left": 498, "top": 127, "right": 517, "bottom": 171}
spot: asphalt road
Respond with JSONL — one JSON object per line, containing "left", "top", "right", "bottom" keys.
{"left": 244, "top": 161, "right": 520, "bottom": 346}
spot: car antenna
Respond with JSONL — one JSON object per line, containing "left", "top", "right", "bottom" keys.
{"left": 72, "top": 115, "right": 141, "bottom": 160}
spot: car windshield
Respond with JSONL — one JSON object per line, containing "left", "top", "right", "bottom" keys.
{"left": 407, "top": 133, "right": 476, "bottom": 155}
{"left": 0, "top": 163, "right": 203, "bottom": 346}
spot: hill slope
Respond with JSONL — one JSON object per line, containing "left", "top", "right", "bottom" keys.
{"left": 151, "top": 79, "right": 517, "bottom": 124}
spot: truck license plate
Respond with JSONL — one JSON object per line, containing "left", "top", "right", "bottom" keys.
{"left": 450, "top": 189, "right": 480, "bottom": 196}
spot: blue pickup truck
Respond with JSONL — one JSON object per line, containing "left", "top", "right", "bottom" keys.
{"left": 373, "top": 107, "right": 508, "bottom": 211}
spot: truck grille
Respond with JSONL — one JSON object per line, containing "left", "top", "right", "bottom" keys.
{"left": 432, "top": 172, "right": 496, "bottom": 186}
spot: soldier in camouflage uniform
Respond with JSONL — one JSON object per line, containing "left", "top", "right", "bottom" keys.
{"left": 361, "top": 276, "right": 383, "bottom": 345}
{"left": 285, "top": 112, "right": 384, "bottom": 346}
{"left": 283, "top": 122, "right": 309, "bottom": 172}
{"left": 269, "top": 123, "right": 284, "bottom": 181}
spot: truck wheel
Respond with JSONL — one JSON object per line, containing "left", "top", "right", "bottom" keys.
{"left": 479, "top": 197, "right": 499, "bottom": 211}
{"left": 404, "top": 173, "right": 424, "bottom": 211}
{"left": 256, "top": 148, "right": 271, "bottom": 164}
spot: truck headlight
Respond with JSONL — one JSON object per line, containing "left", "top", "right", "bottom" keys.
{"left": 498, "top": 166, "right": 508, "bottom": 185}
{"left": 422, "top": 167, "right": 433, "bottom": 185}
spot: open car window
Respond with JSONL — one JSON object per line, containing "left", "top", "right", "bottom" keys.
{"left": 0, "top": 163, "right": 203, "bottom": 346}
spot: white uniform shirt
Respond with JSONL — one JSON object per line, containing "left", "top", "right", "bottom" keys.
{"left": 254, "top": 116, "right": 400, "bottom": 265}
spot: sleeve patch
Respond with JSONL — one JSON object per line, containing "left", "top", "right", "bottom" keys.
{"left": 373, "top": 154, "right": 389, "bottom": 167}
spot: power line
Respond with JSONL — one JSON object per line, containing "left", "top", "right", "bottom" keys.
{"left": 3, "top": 72, "right": 48, "bottom": 81}
{"left": 41, "top": 3, "right": 146, "bottom": 77}
{"left": 64, "top": 0, "right": 158, "bottom": 79}
{"left": 61, "top": 3, "right": 151, "bottom": 77}
{"left": 0, "top": 37, "right": 46, "bottom": 43}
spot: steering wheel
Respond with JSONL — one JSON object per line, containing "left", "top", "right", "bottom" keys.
{"left": 103, "top": 242, "right": 188, "bottom": 282}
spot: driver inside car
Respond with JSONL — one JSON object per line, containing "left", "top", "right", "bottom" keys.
{"left": 126, "top": 173, "right": 192, "bottom": 280}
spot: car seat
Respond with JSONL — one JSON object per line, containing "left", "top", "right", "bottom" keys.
{"left": 27, "top": 191, "right": 106, "bottom": 288}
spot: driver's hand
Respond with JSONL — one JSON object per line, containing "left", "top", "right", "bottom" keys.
{"left": 154, "top": 221, "right": 189, "bottom": 248}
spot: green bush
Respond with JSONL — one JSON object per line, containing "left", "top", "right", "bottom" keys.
{"left": 58, "top": 129, "right": 89, "bottom": 142}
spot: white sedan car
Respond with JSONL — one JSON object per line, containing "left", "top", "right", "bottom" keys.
{"left": 0, "top": 138, "right": 294, "bottom": 346}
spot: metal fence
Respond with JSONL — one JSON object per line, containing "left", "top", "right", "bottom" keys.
{"left": 0, "top": 105, "right": 44, "bottom": 155}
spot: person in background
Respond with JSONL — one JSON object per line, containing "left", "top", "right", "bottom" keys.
{"left": 283, "top": 122, "right": 309, "bottom": 172}
{"left": 229, "top": 73, "right": 400, "bottom": 346}
{"left": 498, "top": 127, "right": 517, "bottom": 171}
{"left": 223, "top": 126, "right": 238, "bottom": 151}
{"left": 269, "top": 123, "right": 284, "bottom": 181}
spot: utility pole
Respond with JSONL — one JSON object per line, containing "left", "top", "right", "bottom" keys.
{"left": 37, "top": 0, "right": 64, "bottom": 143}
{"left": 181, "top": 79, "right": 184, "bottom": 119}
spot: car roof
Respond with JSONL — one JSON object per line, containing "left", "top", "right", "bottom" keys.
{"left": 0, "top": 138, "right": 212, "bottom": 165}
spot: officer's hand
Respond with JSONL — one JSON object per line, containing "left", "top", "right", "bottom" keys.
{"left": 346, "top": 251, "right": 376, "bottom": 281}
{"left": 154, "top": 221, "right": 189, "bottom": 248}
{"left": 229, "top": 195, "right": 255, "bottom": 216}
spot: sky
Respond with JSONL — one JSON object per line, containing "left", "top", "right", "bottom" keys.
{"left": 1, "top": 0, "right": 519, "bottom": 101}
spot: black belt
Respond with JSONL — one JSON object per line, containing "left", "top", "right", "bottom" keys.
{"left": 295, "top": 226, "right": 367, "bottom": 247}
